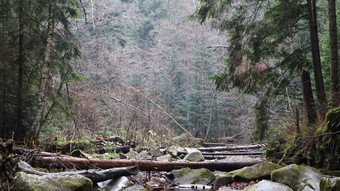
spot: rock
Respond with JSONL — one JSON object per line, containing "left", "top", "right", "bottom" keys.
{"left": 97, "top": 176, "right": 129, "bottom": 191}
{"left": 149, "top": 148, "right": 163, "bottom": 158}
{"left": 227, "top": 161, "right": 282, "bottom": 181}
{"left": 145, "top": 177, "right": 167, "bottom": 188}
{"left": 168, "top": 146, "right": 178, "bottom": 157}
{"left": 126, "top": 150, "right": 138, "bottom": 159}
{"left": 183, "top": 148, "right": 204, "bottom": 162}
{"left": 215, "top": 174, "right": 233, "bottom": 187}
{"left": 123, "top": 185, "right": 147, "bottom": 191}
{"left": 12, "top": 171, "right": 93, "bottom": 191}
{"left": 156, "top": 154, "right": 172, "bottom": 162}
{"left": 243, "top": 180, "right": 293, "bottom": 191}
{"left": 171, "top": 168, "right": 215, "bottom": 184}
{"left": 105, "top": 136, "right": 124, "bottom": 144}
{"left": 319, "top": 177, "right": 340, "bottom": 191}
{"left": 135, "top": 151, "right": 152, "bottom": 160}
{"left": 271, "top": 164, "right": 323, "bottom": 191}
{"left": 70, "top": 149, "right": 92, "bottom": 159}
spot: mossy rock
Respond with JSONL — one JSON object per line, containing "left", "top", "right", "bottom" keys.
{"left": 214, "top": 174, "right": 233, "bottom": 187}
{"left": 325, "top": 107, "right": 340, "bottom": 133}
{"left": 123, "top": 185, "right": 147, "bottom": 191}
{"left": 171, "top": 168, "right": 215, "bottom": 184}
{"left": 227, "top": 161, "right": 282, "bottom": 181}
{"left": 320, "top": 177, "right": 340, "bottom": 191}
{"left": 12, "top": 171, "right": 93, "bottom": 191}
{"left": 271, "top": 164, "right": 322, "bottom": 191}
{"left": 243, "top": 180, "right": 293, "bottom": 191}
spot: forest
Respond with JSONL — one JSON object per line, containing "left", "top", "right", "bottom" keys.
{"left": 0, "top": 0, "right": 340, "bottom": 190}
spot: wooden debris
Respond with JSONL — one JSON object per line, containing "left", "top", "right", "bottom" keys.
{"left": 198, "top": 144, "right": 264, "bottom": 152}
{"left": 18, "top": 161, "right": 138, "bottom": 183}
{"left": 27, "top": 155, "right": 264, "bottom": 172}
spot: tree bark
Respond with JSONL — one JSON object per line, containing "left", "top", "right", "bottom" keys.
{"left": 328, "top": 0, "right": 340, "bottom": 107}
{"left": 31, "top": 3, "right": 54, "bottom": 139}
{"left": 19, "top": 161, "right": 138, "bottom": 183}
{"left": 201, "top": 151, "right": 264, "bottom": 156}
{"left": 307, "top": 0, "right": 327, "bottom": 119}
{"left": 198, "top": 144, "right": 263, "bottom": 152}
{"left": 301, "top": 70, "right": 317, "bottom": 126}
{"left": 15, "top": 0, "right": 25, "bottom": 141}
{"left": 28, "top": 156, "right": 264, "bottom": 172}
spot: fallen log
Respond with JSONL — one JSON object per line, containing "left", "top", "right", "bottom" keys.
{"left": 27, "top": 155, "right": 265, "bottom": 172}
{"left": 201, "top": 151, "right": 264, "bottom": 156}
{"left": 198, "top": 144, "right": 264, "bottom": 152}
{"left": 200, "top": 142, "right": 225, "bottom": 147}
{"left": 19, "top": 160, "right": 138, "bottom": 183}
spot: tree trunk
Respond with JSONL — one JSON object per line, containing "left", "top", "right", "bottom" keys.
{"left": 19, "top": 161, "right": 138, "bottom": 183}
{"left": 198, "top": 144, "right": 263, "bottom": 152}
{"left": 307, "top": 0, "right": 327, "bottom": 119}
{"left": 15, "top": 0, "right": 24, "bottom": 141}
{"left": 2, "top": 71, "right": 5, "bottom": 138}
{"left": 301, "top": 70, "right": 317, "bottom": 126}
{"left": 31, "top": 3, "right": 54, "bottom": 139}
{"left": 328, "top": 0, "right": 340, "bottom": 107}
{"left": 28, "top": 156, "right": 264, "bottom": 172}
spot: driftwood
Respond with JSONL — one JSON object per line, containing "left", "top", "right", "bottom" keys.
{"left": 27, "top": 155, "right": 264, "bottom": 172}
{"left": 18, "top": 160, "right": 138, "bottom": 183}
{"left": 198, "top": 144, "right": 263, "bottom": 152}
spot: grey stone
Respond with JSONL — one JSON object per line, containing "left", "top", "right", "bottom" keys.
{"left": 271, "top": 164, "right": 323, "bottom": 191}
{"left": 227, "top": 161, "right": 282, "bottom": 181}
{"left": 135, "top": 151, "right": 152, "bottom": 160}
{"left": 149, "top": 148, "right": 163, "bottom": 158}
{"left": 123, "top": 185, "right": 147, "bottom": 191}
{"left": 97, "top": 176, "right": 129, "bottom": 191}
{"left": 183, "top": 149, "right": 204, "bottom": 162}
{"left": 156, "top": 154, "right": 172, "bottom": 162}
{"left": 171, "top": 168, "right": 215, "bottom": 185}
{"left": 126, "top": 150, "right": 138, "bottom": 159}
{"left": 243, "top": 180, "right": 293, "bottom": 191}
{"left": 12, "top": 171, "right": 93, "bottom": 191}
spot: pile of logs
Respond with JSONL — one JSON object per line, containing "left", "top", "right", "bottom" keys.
{"left": 198, "top": 144, "right": 264, "bottom": 160}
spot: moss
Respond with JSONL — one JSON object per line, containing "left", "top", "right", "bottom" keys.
{"left": 325, "top": 107, "right": 340, "bottom": 133}
{"left": 13, "top": 172, "right": 93, "bottom": 191}
{"left": 271, "top": 164, "right": 301, "bottom": 190}
{"left": 320, "top": 177, "right": 340, "bottom": 191}
{"left": 227, "top": 162, "right": 282, "bottom": 181}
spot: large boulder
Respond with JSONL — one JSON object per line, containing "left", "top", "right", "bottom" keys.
{"left": 271, "top": 164, "right": 323, "bottom": 191}
{"left": 243, "top": 180, "right": 293, "bottom": 191}
{"left": 319, "top": 177, "right": 340, "bottom": 191}
{"left": 227, "top": 161, "right": 282, "bottom": 181}
{"left": 171, "top": 168, "right": 215, "bottom": 185}
{"left": 13, "top": 171, "right": 93, "bottom": 191}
